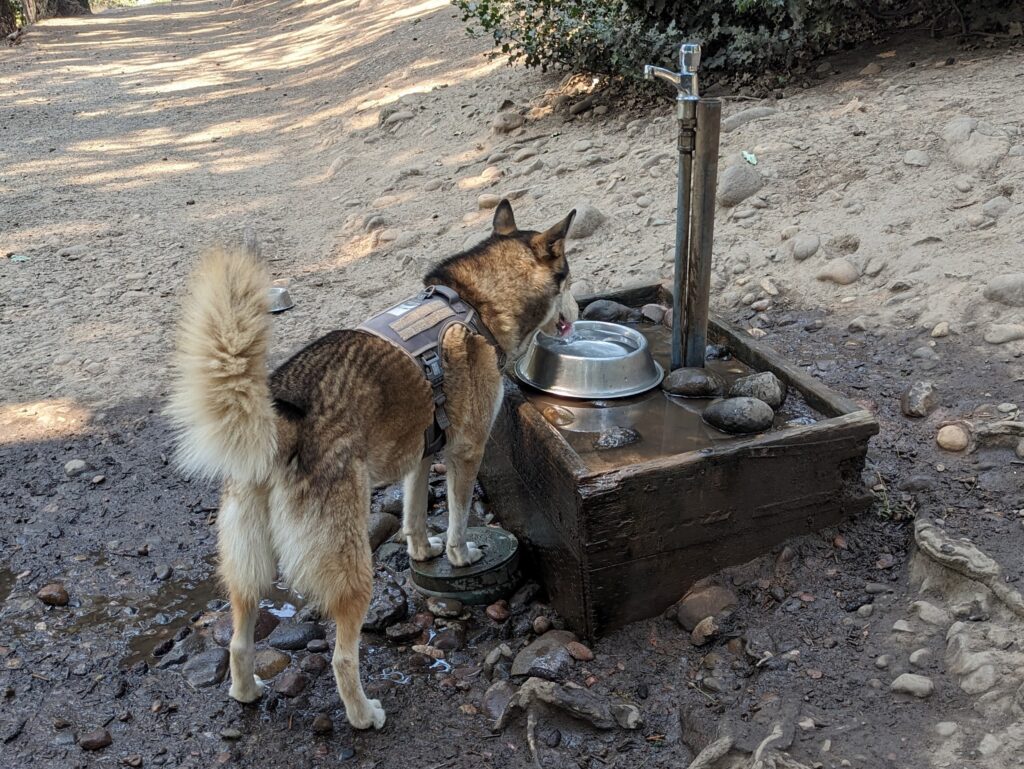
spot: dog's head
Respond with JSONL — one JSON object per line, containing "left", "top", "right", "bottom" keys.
{"left": 427, "top": 200, "right": 578, "bottom": 359}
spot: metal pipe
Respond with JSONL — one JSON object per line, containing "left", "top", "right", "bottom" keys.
{"left": 683, "top": 98, "right": 722, "bottom": 368}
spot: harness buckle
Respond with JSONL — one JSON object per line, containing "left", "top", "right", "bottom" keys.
{"left": 422, "top": 351, "right": 444, "bottom": 386}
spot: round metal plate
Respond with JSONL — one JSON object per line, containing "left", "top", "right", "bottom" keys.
{"left": 409, "top": 526, "right": 521, "bottom": 605}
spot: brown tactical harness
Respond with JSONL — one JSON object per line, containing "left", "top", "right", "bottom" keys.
{"left": 356, "top": 285, "right": 505, "bottom": 457}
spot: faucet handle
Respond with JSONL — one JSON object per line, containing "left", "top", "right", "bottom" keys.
{"left": 680, "top": 43, "right": 701, "bottom": 75}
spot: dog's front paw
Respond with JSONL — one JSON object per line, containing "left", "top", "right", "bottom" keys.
{"left": 229, "top": 674, "right": 265, "bottom": 704}
{"left": 407, "top": 534, "right": 444, "bottom": 562}
{"left": 348, "top": 698, "right": 386, "bottom": 730}
{"left": 447, "top": 541, "right": 484, "bottom": 567}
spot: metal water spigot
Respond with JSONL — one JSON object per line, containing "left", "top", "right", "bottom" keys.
{"left": 644, "top": 43, "right": 701, "bottom": 107}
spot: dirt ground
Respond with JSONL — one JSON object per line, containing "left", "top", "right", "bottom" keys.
{"left": 2, "top": 1, "right": 1024, "bottom": 768}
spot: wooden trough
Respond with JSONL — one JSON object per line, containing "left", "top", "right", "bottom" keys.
{"left": 478, "top": 285, "right": 879, "bottom": 640}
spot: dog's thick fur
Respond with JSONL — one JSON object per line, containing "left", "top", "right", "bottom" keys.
{"left": 168, "top": 201, "right": 576, "bottom": 729}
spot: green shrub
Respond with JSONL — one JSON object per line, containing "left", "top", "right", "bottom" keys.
{"left": 453, "top": 0, "right": 1022, "bottom": 83}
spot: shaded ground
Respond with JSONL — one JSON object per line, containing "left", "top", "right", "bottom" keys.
{"left": 2, "top": 2, "right": 1024, "bottom": 769}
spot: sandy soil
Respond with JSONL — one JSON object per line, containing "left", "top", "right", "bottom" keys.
{"left": 2, "top": 2, "right": 1024, "bottom": 768}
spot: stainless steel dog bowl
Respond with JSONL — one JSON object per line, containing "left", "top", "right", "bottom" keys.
{"left": 267, "top": 286, "right": 294, "bottom": 313}
{"left": 514, "top": 320, "right": 663, "bottom": 399}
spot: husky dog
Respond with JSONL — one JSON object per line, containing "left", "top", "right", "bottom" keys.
{"left": 168, "top": 201, "right": 576, "bottom": 729}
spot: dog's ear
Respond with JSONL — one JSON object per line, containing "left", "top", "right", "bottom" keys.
{"left": 492, "top": 199, "right": 517, "bottom": 236}
{"left": 537, "top": 209, "right": 576, "bottom": 258}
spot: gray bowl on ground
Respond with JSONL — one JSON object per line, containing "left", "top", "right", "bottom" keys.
{"left": 514, "top": 320, "right": 663, "bottom": 399}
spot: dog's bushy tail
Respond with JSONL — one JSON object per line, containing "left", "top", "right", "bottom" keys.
{"left": 167, "top": 239, "right": 277, "bottom": 485}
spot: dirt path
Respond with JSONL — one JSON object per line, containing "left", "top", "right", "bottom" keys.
{"left": 1, "top": 2, "right": 1024, "bottom": 768}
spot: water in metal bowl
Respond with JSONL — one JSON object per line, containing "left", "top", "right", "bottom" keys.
{"left": 514, "top": 320, "right": 663, "bottom": 399}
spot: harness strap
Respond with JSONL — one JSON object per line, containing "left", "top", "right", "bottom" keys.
{"left": 355, "top": 285, "right": 504, "bottom": 457}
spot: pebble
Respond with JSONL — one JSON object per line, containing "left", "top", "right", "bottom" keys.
{"left": 953, "top": 176, "right": 973, "bottom": 192}
{"left": 909, "top": 648, "right": 932, "bottom": 667}
{"left": 593, "top": 427, "right": 641, "bottom": 450}
{"left": 512, "top": 148, "right": 536, "bottom": 162}
{"left": 567, "top": 202, "right": 606, "bottom": 239}
{"left": 183, "top": 648, "right": 230, "bottom": 687}
{"left": 307, "top": 639, "right": 330, "bottom": 653}
{"left": 662, "top": 367, "right": 725, "bottom": 398}
{"left": 611, "top": 703, "right": 642, "bottom": 729}
{"left": 64, "top": 459, "right": 89, "bottom": 477}
{"left": 865, "top": 582, "right": 893, "bottom": 594}
{"left": 935, "top": 722, "right": 958, "bottom": 737}
{"left": 483, "top": 680, "right": 516, "bottom": 723}
{"left": 942, "top": 117, "right": 1010, "bottom": 173}
{"left": 860, "top": 62, "right": 883, "bottom": 76}
{"left": 78, "top": 728, "right": 112, "bottom": 751}
{"left": 967, "top": 212, "right": 987, "bottom": 228}
{"left": 816, "top": 259, "right": 860, "bottom": 286}
{"left": 267, "top": 622, "right": 326, "bottom": 651}
{"left": 486, "top": 601, "right": 510, "bottom": 622}
{"left": 363, "top": 571, "right": 408, "bottom": 631}
{"left": 273, "top": 671, "right": 309, "bottom": 697}
{"left": 728, "top": 371, "right": 786, "bottom": 409}
{"left": 511, "top": 630, "right": 577, "bottom": 680}
{"left": 384, "top": 110, "right": 414, "bottom": 126}
{"left": 368, "top": 512, "right": 400, "bottom": 551}
{"left": 874, "top": 655, "right": 890, "bottom": 669}
{"left": 911, "top": 601, "right": 948, "bottom": 626}
{"left": 427, "top": 596, "right": 464, "bottom": 618}
{"left": 213, "top": 609, "right": 280, "bottom": 646}
{"left": 154, "top": 564, "right": 173, "bottom": 581}
{"left": 690, "top": 616, "right": 719, "bottom": 646}
{"left": 790, "top": 233, "right": 820, "bottom": 261}
{"left": 984, "top": 323, "right": 1024, "bottom": 345}
{"left": 936, "top": 424, "right": 969, "bottom": 452}
{"left": 572, "top": 139, "right": 593, "bottom": 152}
{"left": 703, "top": 397, "right": 774, "bottom": 434}
{"left": 385, "top": 621, "right": 423, "bottom": 644}
{"left": 312, "top": 714, "right": 333, "bottom": 735}
{"left": 492, "top": 112, "right": 525, "bottom": 133}
{"left": 890, "top": 673, "right": 934, "bottom": 698}
{"left": 676, "top": 585, "right": 738, "bottom": 631}
{"left": 997, "top": 402, "right": 1017, "bottom": 414}
{"left": 532, "top": 616, "right": 552, "bottom": 634}
{"left": 900, "top": 381, "right": 938, "bottom": 418}
{"left": 478, "top": 193, "right": 501, "bottom": 210}
{"left": 717, "top": 163, "right": 763, "bottom": 207}
{"left": 37, "top": 583, "right": 69, "bottom": 607}
{"left": 858, "top": 604, "right": 874, "bottom": 618}
{"left": 979, "top": 734, "right": 1002, "bottom": 756}
{"left": 253, "top": 649, "right": 291, "bottom": 679}
{"left": 301, "top": 654, "right": 328, "bottom": 675}
{"left": 641, "top": 303, "right": 666, "bottom": 324}
{"left": 220, "top": 728, "right": 242, "bottom": 741}
{"left": 982, "top": 196, "right": 1011, "bottom": 218}
{"left": 983, "top": 273, "right": 1024, "bottom": 307}
{"left": 565, "top": 641, "right": 594, "bottom": 662}
{"left": 931, "top": 322, "right": 950, "bottom": 338}
{"left": 961, "top": 664, "right": 997, "bottom": 694}
{"left": 892, "top": 620, "right": 915, "bottom": 634}
{"left": 903, "top": 150, "right": 931, "bottom": 167}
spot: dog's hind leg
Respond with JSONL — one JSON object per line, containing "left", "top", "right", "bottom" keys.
{"left": 330, "top": 585, "right": 385, "bottom": 730}
{"left": 401, "top": 456, "right": 443, "bottom": 561}
{"left": 218, "top": 481, "right": 275, "bottom": 704}
{"left": 444, "top": 442, "right": 485, "bottom": 567}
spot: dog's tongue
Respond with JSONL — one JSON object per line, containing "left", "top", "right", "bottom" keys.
{"left": 556, "top": 318, "right": 573, "bottom": 337}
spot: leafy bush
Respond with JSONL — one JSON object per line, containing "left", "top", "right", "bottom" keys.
{"left": 453, "top": 0, "right": 1022, "bottom": 83}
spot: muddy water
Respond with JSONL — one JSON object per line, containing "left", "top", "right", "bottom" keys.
{"left": 521, "top": 323, "right": 820, "bottom": 472}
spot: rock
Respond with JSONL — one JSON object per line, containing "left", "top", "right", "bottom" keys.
{"left": 427, "top": 597, "right": 463, "bottom": 619}
{"left": 483, "top": 680, "right": 516, "bottom": 725}
{"left": 213, "top": 609, "right": 280, "bottom": 647}
{"left": 569, "top": 97, "right": 595, "bottom": 116}
{"left": 368, "top": 512, "right": 400, "bottom": 551}
{"left": 942, "top": 117, "right": 1010, "bottom": 172}
{"left": 273, "top": 671, "right": 309, "bottom": 697}
{"left": 1017, "top": 437, "right": 1024, "bottom": 460}
{"left": 306, "top": 638, "right": 330, "bottom": 653}
{"left": 478, "top": 193, "right": 501, "bottom": 210}
{"left": 64, "top": 459, "right": 89, "bottom": 477}
{"left": 532, "top": 616, "right": 552, "bottom": 634}
{"left": 717, "top": 164, "right": 763, "bottom": 207}
{"left": 375, "top": 542, "right": 410, "bottom": 573}
{"left": 892, "top": 620, "right": 915, "bottom": 633}
{"left": 517, "top": 678, "right": 615, "bottom": 730}
{"left": 860, "top": 62, "right": 883, "bottom": 76}
{"left": 593, "top": 427, "right": 641, "bottom": 451}
{"left": 267, "top": 622, "right": 326, "bottom": 651}
{"left": 301, "top": 654, "right": 328, "bottom": 675}
{"left": 890, "top": 673, "right": 934, "bottom": 698}
{"left": 984, "top": 324, "right": 1024, "bottom": 345}
{"left": 154, "top": 564, "right": 173, "bottom": 581}
{"left": 983, "top": 273, "right": 1024, "bottom": 307}
{"left": 384, "top": 110, "right": 414, "bottom": 126}
{"left": 816, "top": 259, "right": 860, "bottom": 286}
{"left": 566, "top": 641, "right": 594, "bottom": 661}
{"left": 874, "top": 655, "right": 890, "bottom": 669}
{"left": 486, "top": 601, "right": 510, "bottom": 622}
{"left": 78, "top": 728, "right": 112, "bottom": 751}
{"left": 572, "top": 139, "right": 592, "bottom": 152}
{"left": 903, "top": 150, "right": 931, "bottom": 167}
{"left": 611, "top": 703, "right": 642, "bottom": 729}
{"left": 789, "top": 232, "right": 820, "bottom": 262}
{"left": 676, "top": 585, "right": 738, "bottom": 631}
{"left": 936, "top": 424, "right": 969, "bottom": 452}
{"left": 982, "top": 196, "right": 1011, "bottom": 218}
{"left": 703, "top": 397, "right": 774, "bottom": 435}
{"left": 900, "top": 381, "right": 938, "bottom": 418}
{"left": 977, "top": 734, "right": 1002, "bottom": 757}
{"left": 961, "top": 664, "right": 997, "bottom": 694}
{"left": 511, "top": 630, "right": 577, "bottom": 680}
{"left": 722, "top": 106, "right": 776, "bottom": 133}
{"left": 729, "top": 372, "right": 786, "bottom": 409}
{"left": 363, "top": 570, "right": 408, "bottom": 631}
{"left": 931, "top": 322, "right": 950, "bottom": 338}
{"left": 311, "top": 714, "right": 333, "bottom": 734}
{"left": 909, "top": 648, "right": 932, "bottom": 667}
{"left": 662, "top": 367, "right": 725, "bottom": 398}
{"left": 911, "top": 601, "right": 948, "bottom": 626}
{"left": 582, "top": 299, "right": 641, "bottom": 322}
{"left": 37, "top": 583, "right": 69, "bottom": 607}
{"left": 936, "top": 722, "right": 958, "bottom": 737}
{"left": 858, "top": 604, "right": 874, "bottom": 618}
{"left": 183, "top": 648, "right": 230, "bottom": 688}
{"left": 492, "top": 112, "right": 525, "bottom": 134}
{"left": 640, "top": 303, "right": 666, "bottom": 324}
{"left": 253, "top": 649, "right": 290, "bottom": 679}
{"left": 690, "top": 616, "right": 719, "bottom": 646}
{"left": 513, "top": 148, "right": 537, "bottom": 162}
{"left": 567, "top": 202, "right": 605, "bottom": 239}
{"left": 385, "top": 622, "right": 423, "bottom": 644}
{"left": 220, "top": 728, "right": 242, "bottom": 740}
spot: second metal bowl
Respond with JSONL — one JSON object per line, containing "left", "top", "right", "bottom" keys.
{"left": 514, "top": 320, "right": 663, "bottom": 399}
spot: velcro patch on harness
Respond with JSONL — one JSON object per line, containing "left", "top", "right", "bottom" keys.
{"left": 389, "top": 301, "right": 456, "bottom": 341}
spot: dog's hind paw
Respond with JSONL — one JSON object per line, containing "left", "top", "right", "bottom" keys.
{"left": 407, "top": 535, "right": 444, "bottom": 562}
{"left": 447, "top": 541, "right": 484, "bottom": 567}
{"left": 348, "top": 699, "right": 386, "bottom": 730}
{"left": 229, "top": 675, "right": 265, "bottom": 704}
